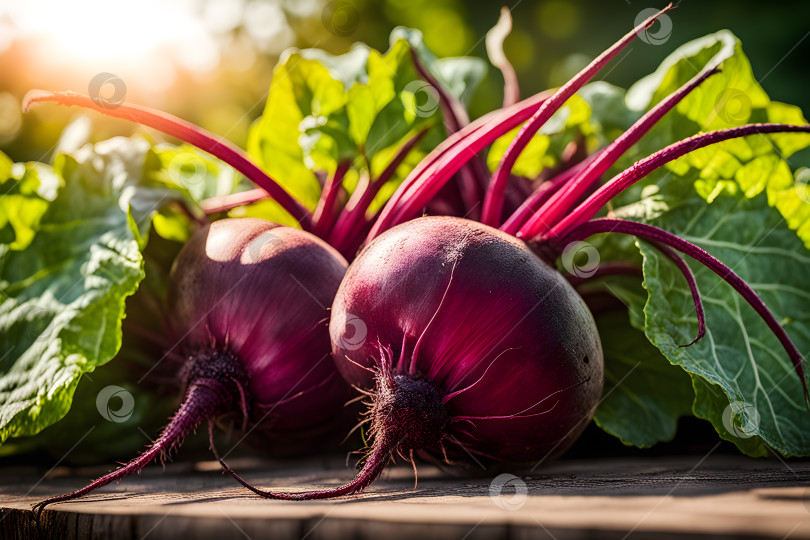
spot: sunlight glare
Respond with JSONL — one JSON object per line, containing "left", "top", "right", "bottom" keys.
{"left": 5, "top": 0, "right": 220, "bottom": 78}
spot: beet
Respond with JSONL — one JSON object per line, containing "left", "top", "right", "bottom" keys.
{"left": 332, "top": 216, "right": 603, "bottom": 462}
{"left": 33, "top": 218, "right": 352, "bottom": 517}
{"left": 213, "top": 216, "right": 603, "bottom": 499}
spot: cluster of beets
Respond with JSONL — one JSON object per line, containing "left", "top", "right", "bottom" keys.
{"left": 27, "top": 5, "right": 808, "bottom": 517}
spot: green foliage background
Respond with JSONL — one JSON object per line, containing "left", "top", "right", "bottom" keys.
{"left": 2, "top": 1, "right": 808, "bottom": 162}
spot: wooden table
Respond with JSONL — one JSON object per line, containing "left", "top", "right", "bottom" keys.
{"left": 2, "top": 455, "right": 809, "bottom": 539}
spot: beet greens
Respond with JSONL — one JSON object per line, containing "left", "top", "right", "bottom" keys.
{"left": 185, "top": 4, "right": 809, "bottom": 499}
{"left": 19, "top": 2, "right": 810, "bottom": 505}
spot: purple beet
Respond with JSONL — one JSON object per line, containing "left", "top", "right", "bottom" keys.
{"left": 33, "top": 218, "right": 351, "bottom": 517}
{"left": 213, "top": 216, "right": 603, "bottom": 499}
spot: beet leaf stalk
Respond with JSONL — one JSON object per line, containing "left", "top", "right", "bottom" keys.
{"left": 551, "top": 218, "right": 808, "bottom": 399}
{"left": 22, "top": 90, "right": 313, "bottom": 229}
{"left": 533, "top": 123, "right": 810, "bottom": 240}
{"left": 500, "top": 151, "right": 601, "bottom": 235}
{"left": 518, "top": 32, "right": 738, "bottom": 237}
{"left": 312, "top": 161, "right": 351, "bottom": 238}
{"left": 650, "top": 242, "right": 706, "bottom": 347}
{"left": 480, "top": 4, "right": 675, "bottom": 227}
{"left": 328, "top": 127, "right": 429, "bottom": 257}
{"left": 411, "top": 49, "right": 488, "bottom": 218}
{"left": 486, "top": 7, "right": 520, "bottom": 108}
{"left": 367, "top": 89, "right": 553, "bottom": 239}
{"left": 514, "top": 64, "right": 720, "bottom": 236}
{"left": 370, "top": 4, "right": 672, "bottom": 240}
{"left": 410, "top": 49, "right": 470, "bottom": 132}
{"left": 200, "top": 188, "right": 269, "bottom": 214}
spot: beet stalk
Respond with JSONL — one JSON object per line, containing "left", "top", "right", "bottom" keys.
{"left": 23, "top": 91, "right": 312, "bottom": 228}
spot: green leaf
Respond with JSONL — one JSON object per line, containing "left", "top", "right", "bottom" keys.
{"left": 586, "top": 31, "right": 810, "bottom": 456}
{"left": 578, "top": 82, "right": 642, "bottom": 147}
{"left": 593, "top": 309, "right": 694, "bottom": 448}
{"left": 578, "top": 33, "right": 810, "bottom": 454}
{"left": 620, "top": 31, "right": 810, "bottom": 247}
{"left": 568, "top": 233, "right": 692, "bottom": 449}
{"left": 300, "top": 43, "right": 371, "bottom": 89}
{"left": 247, "top": 30, "right": 480, "bottom": 221}
{"left": 248, "top": 51, "right": 344, "bottom": 210}
{"left": 248, "top": 39, "right": 434, "bottom": 180}
{"left": 150, "top": 143, "right": 244, "bottom": 242}
{"left": 0, "top": 137, "right": 179, "bottom": 444}
{"left": 0, "top": 360, "right": 175, "bottom": 463}
{"left": 0, "top": 156, "right": 61, "bottom": 251}
{"left": 0, "top": 231, "right": 183, "bottom": 462}
{"left": 153, "top": 143, "right": 243, "bottom": 203}
{"left": 364, "top": 40, "right": 427, "bottom": 157}
{"left": 625, "top": 185, "right": 810, "bottom": 456}
{"left": 389, "top": 27, "right": 486, "bottom": 106}
{"left": 691, "top": 376, "right": 769, "bottom": 457}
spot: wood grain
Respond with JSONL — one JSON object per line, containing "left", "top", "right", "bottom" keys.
{"left": 2, "top": 455, "right": 809, "bottom": 539}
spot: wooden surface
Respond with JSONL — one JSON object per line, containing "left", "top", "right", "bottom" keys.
{"left": 2, "top": 455, "right": 810, "bottom": 539}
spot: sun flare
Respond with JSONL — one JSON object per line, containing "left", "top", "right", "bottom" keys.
{"left": 4, "top": 0, "right": 225, "bottom": 93}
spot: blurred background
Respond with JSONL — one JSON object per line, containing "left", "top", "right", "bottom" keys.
{"left": 0, "top": 0, "right": 808, "bottom": 163}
